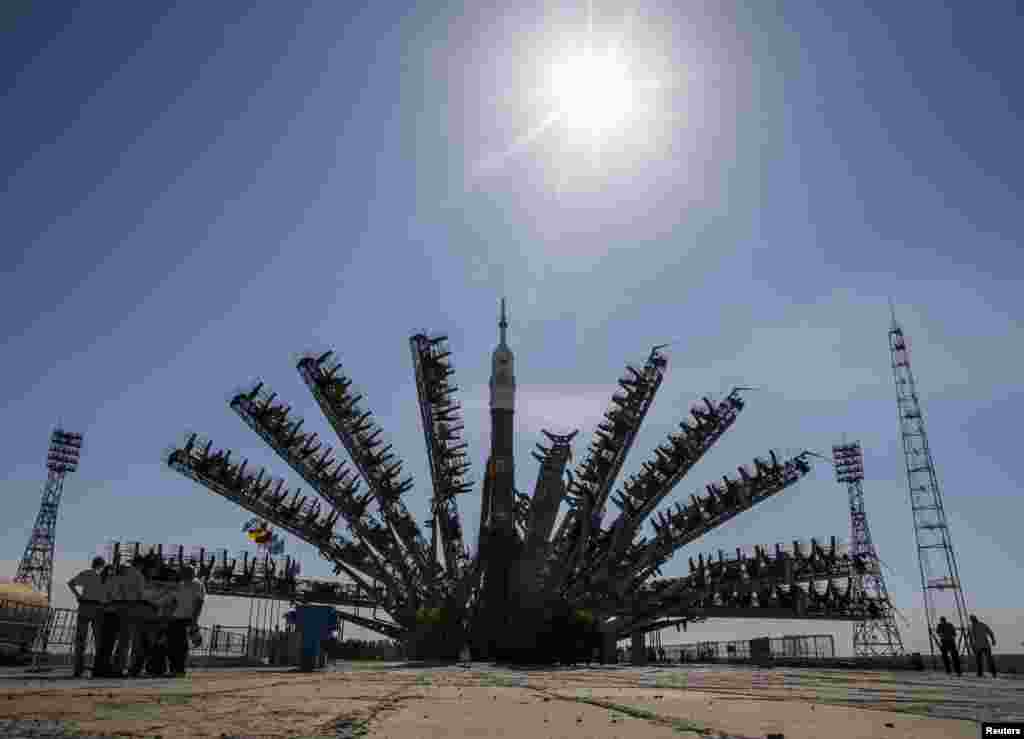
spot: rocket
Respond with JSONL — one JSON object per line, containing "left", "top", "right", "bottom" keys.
{"left": 477, "top": 298, "right": 518, "bottom": 657}
{"left": 486, "top": 298, "right": 516, "bottom": 531}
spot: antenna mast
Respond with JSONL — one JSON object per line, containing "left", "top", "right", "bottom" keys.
{"left": 888, "top": 308, "right": 971, "bottom": 660}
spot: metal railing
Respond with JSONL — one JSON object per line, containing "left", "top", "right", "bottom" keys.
{"left": 639, "top": 634, "right": 836, "bottom": 664}
{"left": 1, "top": 599, "right": 301, "bottom": 668}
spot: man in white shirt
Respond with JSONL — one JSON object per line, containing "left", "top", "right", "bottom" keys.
{"left": 110, "top": 557, "right": 147, "bottom": 675}
{"left": 128, "top": 560, "right": 177, "bottom": 677}
{"left": 67, "top": 557, "right": 107, "bottom": 677}
{"left": 168, "top": 566, "right": 205, "bottom": 676}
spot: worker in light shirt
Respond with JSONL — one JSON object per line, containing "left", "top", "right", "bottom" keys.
{"left": 128, "top": 559, "right": 177, "bottom": 678}
{"left": 167, "top": 566, "right": 205, "bottom": 677}
{"left": 110, "top": 556, "right": 147, "bottom": 676}
{"left": 67, "top": 556, "right": 108, "bottom": 678}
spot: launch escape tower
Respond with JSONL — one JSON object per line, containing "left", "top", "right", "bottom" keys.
{"left": 832, "top": 441, "right": 904, "bottom": 656}
{"left": 15, "top": 428, "right": 83, "bottom": 603}
{"left": 889, "top": 306, "right": 971, "bottom": 659}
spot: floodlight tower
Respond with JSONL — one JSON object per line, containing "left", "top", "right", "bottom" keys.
{"left": 888, "top": 306, "right": 970, "bottom": 660}
{"left": 14, "top": 428, "right": 84, "bottom": 603}
{"left": 832, "top": 441, "right": 904, "bottom": 656}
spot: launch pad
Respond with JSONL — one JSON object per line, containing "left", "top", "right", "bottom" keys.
{"left": 164, "top": 301, "right": 892, "bottom": 662}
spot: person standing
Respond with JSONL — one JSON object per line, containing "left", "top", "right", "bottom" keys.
{"left": 93, "top": 565, "right": 120, "bottom": 678}
{"left": 128, "top": 561, "right": 175, "bottom": 677}
{"left": 67, "top": 557, "right": 106, "bottom": 678}
{"left": 969, "top": 614, "right": 998, "bottom": 678}
{"left": 167, "top": 566, "right": 205, "bottom": 677}
{"left": 110, "top": 557, "right": 147, "bottom": 677}
{"left": 934, "top": 616, "right": 961, "bottom": 676}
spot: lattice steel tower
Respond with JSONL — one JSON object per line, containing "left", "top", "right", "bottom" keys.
{"left": 889, "top": 306, "right": 970, "bottom": 659}
{"left": 832, "top": 441, "right": 904, "bottom": 656}
{"left": 14, "top": 429, "right": 83, "bottom": 603}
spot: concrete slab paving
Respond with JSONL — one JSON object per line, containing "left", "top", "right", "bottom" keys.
{"left": 1, "top": 662, "right": 1021, "bottom": 738}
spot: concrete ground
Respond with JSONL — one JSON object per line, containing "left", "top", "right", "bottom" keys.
{"left": 1, "top": 662, "right": 1023, "bottom": 738}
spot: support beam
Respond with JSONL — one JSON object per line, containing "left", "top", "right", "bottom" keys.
{"left": 297, "top": 352, "right": 433, "bottom": 585}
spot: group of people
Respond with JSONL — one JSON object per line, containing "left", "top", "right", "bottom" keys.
{"left": 934, "top": 613, "right": 998, "bottom": 677}
{"left": 67, "top": 555, "right": 205, "bottom": 678}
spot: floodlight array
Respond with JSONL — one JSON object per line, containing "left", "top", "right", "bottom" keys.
{"left": 47, "top": 429, "right": 83, "bottom": 474}
{"left": 832, "top": 442, "right": 865, "bottom": 483}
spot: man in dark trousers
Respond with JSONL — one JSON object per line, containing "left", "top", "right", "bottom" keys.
{"left": 67, "top": 557, "right": 107, "bottom": 678}
{"left": 168, "top": 566, "right": 205, "bottom": 677}
{"left": 935, "top": 616, "right": 961, "bottom": 676}
{"left": 129, "top": 558, "right": 176, "bottom": 677}
{"left": 93, "top": 565, "right": 120, "bottom": 678}
{"left": 111, "top": 556, "right": 147, "bottom": 677}
{"left": 969, "top": 614, "right": 998, "bottom": 678}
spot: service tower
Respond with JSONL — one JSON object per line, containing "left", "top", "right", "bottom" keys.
{"left": 478, "top": 298, "right": 518, "bottom": 657}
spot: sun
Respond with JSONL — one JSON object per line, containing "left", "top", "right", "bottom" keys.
{"left": 550, "top": 48, "right": 634, "bottom": 137}
{"left": 472, "top": 6, "right": 670, "bottom": 181}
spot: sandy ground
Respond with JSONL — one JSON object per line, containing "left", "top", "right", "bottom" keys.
{"left": 2, "top": 662, "right": 1023, "bottom": 738}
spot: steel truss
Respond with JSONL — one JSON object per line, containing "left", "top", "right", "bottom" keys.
{"left": 297, "top": 352, "right": 432, "bottom": 582}
{"left": 609, "top": 451, "right": 814, "bottom": 595}
{"left": 889, "top": 309, "right": 970, "bottom": 659}
{"left": 230, "top": 384, "right": 418, "bottom": 603}
{"left": 166, "top": 435, "right": 402, "bottom": 615}
{"left": 549, "top": 346, "right": 668, "bottom": 589}
{"left": 597, "top": 388, "right": 749, "bottom": 574}
{"left": 101, "top": 541, "right": 382, "bottom": 608}
{"left": 833, "top": 442, "right": 904, "bottom": 656}
{"left": 410, "top": 333, "right": 473, "bottom": 578}
{"left": 16, "top": 429, "right": 83, "bottom": 604}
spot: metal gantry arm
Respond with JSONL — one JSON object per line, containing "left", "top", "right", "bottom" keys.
{"left": 597, "top": 388, "right": 749, "bottom": 571}
{"left": 103, "top": 541, "right": 387, "bottom": 608}
{"left": 410, "top": 334, "right": 473, "bottom": 579}
{"left": 333, "top": 609, "right": 407, "bottom": 641}
{"left": 229, "top": 384, "right": 416, "bottom": 602}
{"left": 297, "top": 352, "right": 433, "bottom": 582}
{"left": 613, "top": 452, "right": 816, "bottom": 596}
{"left": 514, "top": 431, "right": 577, "bottom": 591}
{"left": 619, "top": 578, "right": 875, "bottom": 636}
{"left": 526, "top": 431, "right": 577, "bottom": 547}
{"left": 618, "top": 539, "right": 886, "bottom": 635}
{"left": 671, "top": 536, "right": 860, "bottom": 592}
{"left": 165, "top": 434, "right": 404, "bottom": 616}
{"left": 549, "top": 346, "right": 668, "bottom": 588}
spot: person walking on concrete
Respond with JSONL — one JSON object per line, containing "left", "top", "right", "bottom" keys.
{"left": 934, "top": 616, "right": 961, "bottom": 676}
{"left": 969, "top": 614, "right": 997, "bottom": 677}
{"left": 67, "top": 557, "right": 107, "bottom": 678}
{"left": 167, "top": 566, "right": 205, "bottom": 677}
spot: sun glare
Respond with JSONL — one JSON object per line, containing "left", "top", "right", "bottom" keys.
{"left": 551, "top": 49, "right": 633, "bottom": 136}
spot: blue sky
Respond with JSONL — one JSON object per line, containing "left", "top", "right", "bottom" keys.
{"left": 2, "top": 2, "right": 1021, "bottom": 652}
